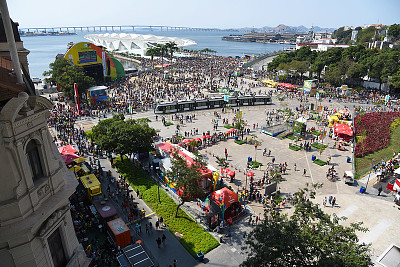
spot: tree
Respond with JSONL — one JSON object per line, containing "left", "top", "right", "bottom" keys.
{"left": 165, "top": 41, "right": 178, "bottom": 61}
{"left": 388, "top": 24, "right": 400, "bottom": 39}
{"left": 156, "top": 43, "right": 167, "bottom": 68}
{"left": 241, "top": 183, "right": 372, "bottom": 267}
{"left": 215, "top": 156, "right": 229, "bottom": 170}
{"left": 389, "top": 70, "right": 400, "bottom": 89}
{"left": 43, "top": 58, "right": 95, "bottom": 98}
{"left": 146, "top": 46, "right": 159, "bottom": 68}
{"left": 166, "top": 147, "right": 207, "bottom": 217}
{"left": 91, "top": 114, "right": 156, "bottom": 161}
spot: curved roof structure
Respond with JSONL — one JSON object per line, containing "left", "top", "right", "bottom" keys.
{"left": 85, "top": 33, "right": 196, "bottom": 56}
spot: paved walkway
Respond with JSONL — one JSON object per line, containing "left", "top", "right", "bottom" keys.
{"left": 67, "top": 87, "right": 400, "bottom": 266}
{"left": 97, "top": 157, "right": 197, "bottom": 267}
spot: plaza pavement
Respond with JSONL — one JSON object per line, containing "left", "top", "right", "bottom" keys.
{"left": 71, "top": 88, "right": 399, "bottom": 266}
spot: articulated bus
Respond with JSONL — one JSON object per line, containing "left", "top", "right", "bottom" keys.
{"left": 154, "top": 95, "right": 272, "bottom": 114}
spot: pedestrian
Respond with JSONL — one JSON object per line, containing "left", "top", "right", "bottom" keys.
{"left": 378, "top": 185, "right": 383, "bottom": 196}
{"left": 156, "top": 237, "right": 161, "bottom": 248}
{"left": 294, "top": 163, "right": 296, "bottom": 171}
{"left": 173, "top": 259, "right": 178, "bottom": 267}
{"left": 303, "top": 169, "right": 306, "bottom": 176}
{"left": 272, "top": 157, "right": 275, "bottom": 164}
{"left": 160, "top": 216, "right": 164, "bottom": 227}
{"left": 162, "top": 234, "right": 166, "bottom": 247}
{"left": 155, "top": 220, "right": 160, "bottom": 230}
{"left": 332, "top": 197, "right": 336, "bottom": 207}
{"left": 328, "top": 195, "right": 333, "bottom": 204}
{"left": 323, "top": 196, "right": 327, "bottom": 208}
{"left": 145, "top": 224, "right": 149, "bottom": 234}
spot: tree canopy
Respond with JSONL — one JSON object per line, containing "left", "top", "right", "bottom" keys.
{"left": 268, "top": 39, "right": 400, "bottom": 88}
{"left": 166, "top": 147, "right": 207, "bottom": 217}
{"left": 43, "top": 58, "right": 95, "bottom": 97}
{"left": 90, "top": 114, "right": 156, "bottom": 159}
{"left": 241, "top": 184, "right": 372, "bottom": 267}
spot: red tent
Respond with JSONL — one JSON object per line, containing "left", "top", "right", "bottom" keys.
{"left": 58, "top": 145, "right": 78, "bottom": 155}
{"left": 61, "top": 153, "right": 80, "bottom": 165}
{"left": 196, "top": 138, "right": 202, "bottom": 142}
{"left": 334, "top": 123, "right": 353, "bottom": 136}
{"left": 210, "top": 188, "right": 239, "bottom": 210}
{"left": 156, "top": 142, "right": 212, "bottom": 177}
{"left": 247, "top": 171, "right": 255, "bottom": 176}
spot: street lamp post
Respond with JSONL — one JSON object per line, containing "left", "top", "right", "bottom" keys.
{"left": 365, "top": 159, "right": 376, "bottom": 192}
{"left": 245, "top": 168, "right": 248, "bottom": 190}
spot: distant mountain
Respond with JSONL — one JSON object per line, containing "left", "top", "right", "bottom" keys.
{"left": 236, "top": 24, "right": 336, "bottom": 33}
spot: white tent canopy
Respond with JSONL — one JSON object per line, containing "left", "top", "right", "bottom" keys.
{"left": 296, "top": 117, "right": 307, "bottom": 124}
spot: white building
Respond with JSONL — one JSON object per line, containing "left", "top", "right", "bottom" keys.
{"left": 85, "top": 33, "right": 197, "bottom": 56}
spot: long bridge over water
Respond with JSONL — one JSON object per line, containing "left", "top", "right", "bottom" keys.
{"left": 19, "top": 25, "right": 225, "bottom": 33}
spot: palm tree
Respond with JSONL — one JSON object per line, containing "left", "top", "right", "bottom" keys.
{"left": 165, "top": 41, "right": 178, "bottom": 61}
{"left": 146, "top": 46, "right": 159, "bottom": 68}
{"left": 156, "top": 43, "right": 167, "bottom": 68}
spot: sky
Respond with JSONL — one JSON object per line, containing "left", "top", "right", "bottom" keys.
{"left": 6, "top": 0, "right": 400, "bottom": 30}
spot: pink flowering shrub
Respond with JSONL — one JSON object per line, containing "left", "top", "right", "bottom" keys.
{"left": 354, "top": 112, "right": 400, "bottom": 158}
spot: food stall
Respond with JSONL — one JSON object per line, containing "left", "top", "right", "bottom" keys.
{"left": 107, "top": 217, "right": 131, "bottom": 248}
{"left": 79, "top": 174, "right": 102, "bottom": 201}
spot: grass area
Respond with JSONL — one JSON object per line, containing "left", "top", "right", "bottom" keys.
{"left": 248, "top": 161, "right": 263, "bottom": 169}
{"left": 311, "top": 143, "right": 328, "bottom": 150}
{"left": 355, "top": 125, "right": 400, "bottom": 177}
{"left": 114, "top": 157, "right": 219, "bottom": 257}
{"left": 286, "top": 134, "right": 297, "bottom": 140}
{"left": 289, "top": 144, "right": 301, "bottom": 151}
{"left": 311, "top": 130, "right": 321, "bottom": 136}
{"left": 235, "top": 139, "right": 246, "bottom": 145}
{"left": 310, "top": 111, "right": 318, "bottom": 114}
{"left": 224, "top": 124, "right": 233, "bottom": 129}
{"left": 164, "top": 122, "right": 174, "bottom": 126}
{"left": 313, "top": 159, "right": 327, "bottom": 166}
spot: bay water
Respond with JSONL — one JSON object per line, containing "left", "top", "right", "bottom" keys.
{"left": 22, "top": 29, "right": 292, "bottom": 78}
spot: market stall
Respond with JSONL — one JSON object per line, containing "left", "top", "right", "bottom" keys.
{"left": 333, "top": 123, "right": 353, "bottom": 142}
{"left": 107, "top": 217, "right": 131, "bottom": 248}
{"left": 209, "top": 188, "right": 244, "bottom": 223}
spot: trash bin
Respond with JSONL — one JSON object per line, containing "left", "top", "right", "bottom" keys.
{"left": 234, "top": 136, "right": 238, "bottom": 140}
{"left": 347, "top": 157, "right": 351, "bottom": 163}
{"left": 311, "top": 155, "right": 316, "bottom": 161}
{"left": 360, "top": 186, "right": 366, "bottom": 193}
{"left": 248, "top": 157, "right": 252, "bottom": 162}
{"left": 197, "top": 252, "right": 204, "bottom": 262}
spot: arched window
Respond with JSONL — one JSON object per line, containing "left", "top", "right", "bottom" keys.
{"left": 26, "top": 139, "right": 44, "bottom": 181}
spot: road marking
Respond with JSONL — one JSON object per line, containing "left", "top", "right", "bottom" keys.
{"left": 338, "top": 205, "right": 358, "bottom": 218}
{"left": 231, "top": 247, "right": 237, "bottom": 252}
{"left": 359, "top": 220, "right": 392, "bottom": 244}
{"left": 127, "top": 212, "right": 156, "bottom": 225}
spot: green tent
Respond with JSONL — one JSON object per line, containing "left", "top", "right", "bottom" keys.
{"left": 111, "top": 57, "right": 125, "bottom": 79}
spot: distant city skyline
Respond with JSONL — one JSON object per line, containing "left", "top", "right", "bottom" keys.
{"left": 6, "top": 0, "right": 400, "bottom": 30}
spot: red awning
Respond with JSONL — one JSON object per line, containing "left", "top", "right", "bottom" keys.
{"left": 61, "top": 153, "right": 79, "bottom": 165}
{"left": 334, "top": 123, "right": 353, "bottom": 136}
{"left": 156, "top": 142, "right": 212, "bottom": 177}
{"left": 247, "top": 171, "right": 255, "bottom": 176}
{"left": 210, "top": 187, "right": 239, "bottom": 209}
{"left": 58, "top": 145, "right": 78, "bottom": 155}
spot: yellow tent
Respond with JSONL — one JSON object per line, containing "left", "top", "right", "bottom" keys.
{"left": 73, "top": 157, "right": 86, "bottom": 163}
